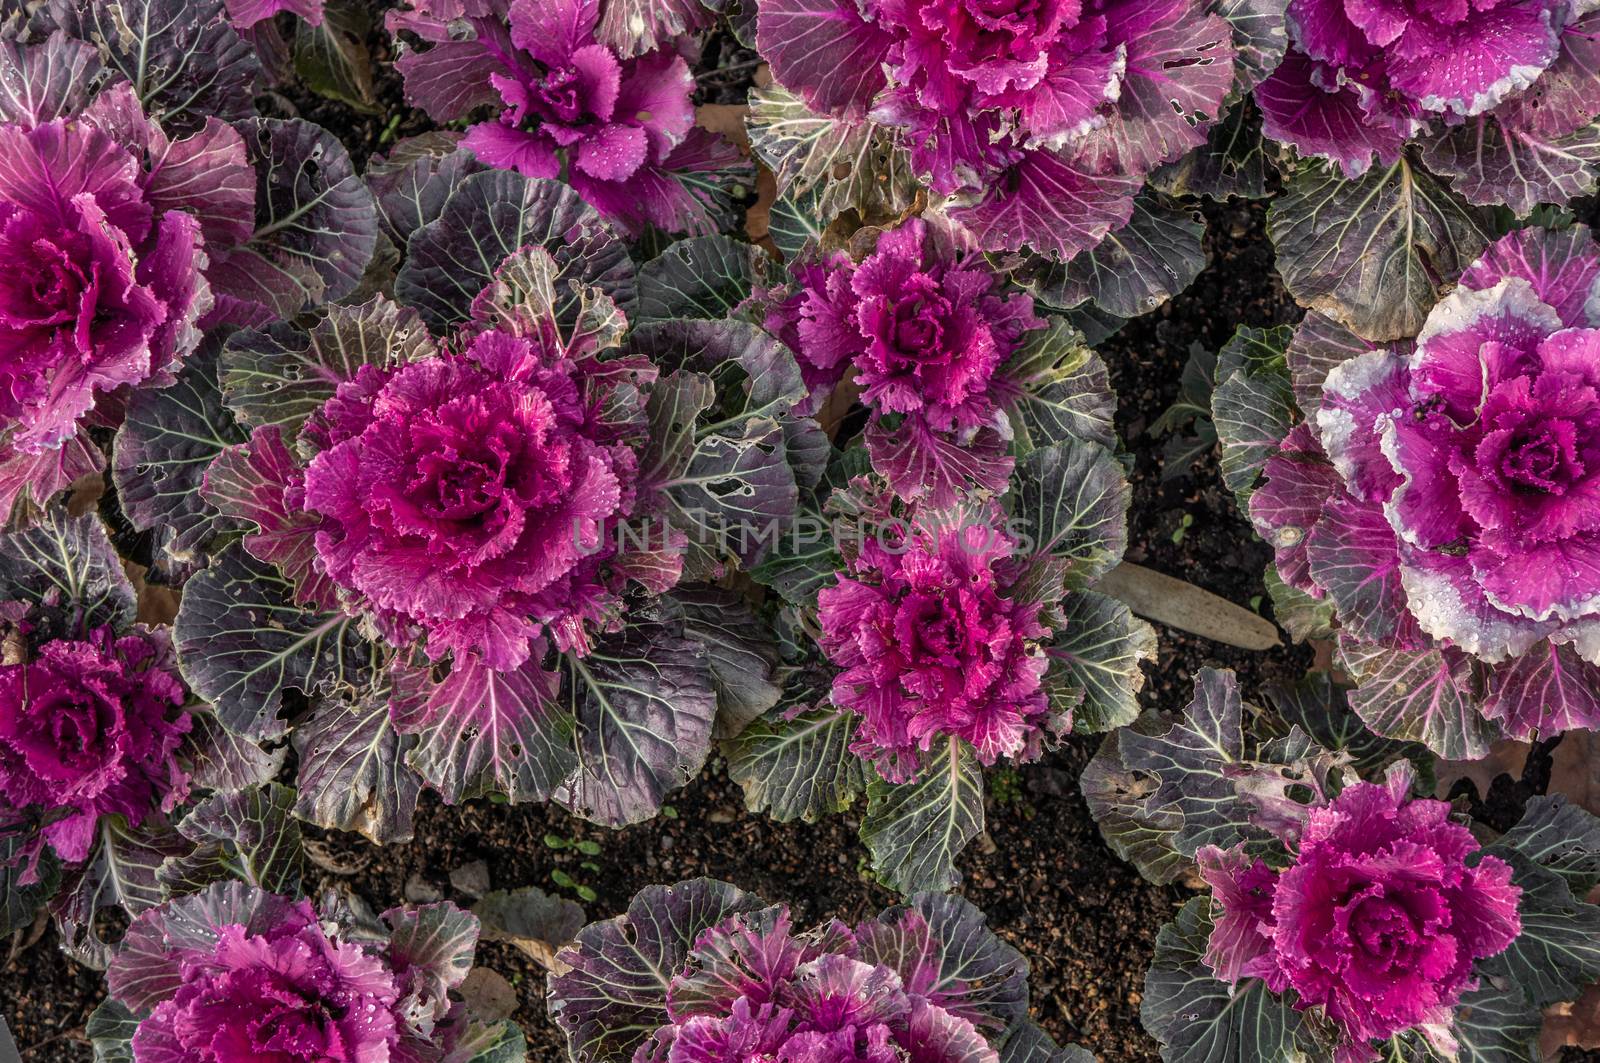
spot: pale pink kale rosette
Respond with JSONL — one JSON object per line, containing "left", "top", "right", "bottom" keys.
{"left": 103, "top": 880, "right": 520, "bottom": 1063}
{"left": 754, "top": 0, "right": 1237, "bottom": 258}
{"left": 1197, "top": 767, "right": 1521, "bottom": 1061}
{"left": 818, "top": 516, "right": 1052, "bottom": 782}
{"left": 0, "top": 625, "right": 190, "bottom": 872}
{"left": 1254, "top": 0, "right": 1600, "bottom": 211}
{"left": 0, "top": 33, "right": 233, "bottom": 521}
{"left": 757, "top": 218, "right": 1044, "bottom": 504}
{"left": 386, "top": 0, "right": 749, "bottom": 236}
{"left": 548, "top": 878, "right": 1091, "bottom": 1063}
{"left": 1241, "top": 224, "right": 1600, "bottom": 756}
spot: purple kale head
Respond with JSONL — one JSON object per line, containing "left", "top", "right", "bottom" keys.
{"left": 818, "top": 511, "right": 1050, "bottom": 781}
{"left": 756, "top": 218, "right": 1042, "bottom": 503}
{"left": 1198, "top": 769, "right": 1521, "bottom": 1058}
{"left": 301, "top": 319, "right": 654, "bottom": 668}
{"left": 1249, "top": 224, "right": 1600, "bottom": 746}
{"left": 757, "top": 0, "right": 1235, "bottom": 257}
{"left": 1254, "top": 0, "right": 1600, "bottom": 180}
{"left": 0, "top": 36, "right": 227, "bottom": 516}
{"left": 106, "top": 882, "right": 499, "bottom": 1063}
{"left": 0, "top": 625, "right": 190, "bottom": 870}
{"left": 548, "top": 879, "right": 1071, "bottom": 1063}
{"left": 389, "top": 0, "right": 744, "bottom": 236}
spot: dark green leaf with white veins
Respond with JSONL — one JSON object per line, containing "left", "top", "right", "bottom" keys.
{"left": 861, "top": 737, "right": 985, "bottom": 894}
{"left": 1211, "top": 325, "right": 1294, "bottom": 502}
{"left": 112, "top": 333, "right": 247, "bottom": 563}
{"left": 1268, "top": 157, "right": 1492, "bottom": 342}
{"left": 294, "top": 685, "right": 425, "bottom": 844}
{"left": 1046, "top": 589, "right": 1157, "bottom": 733}
{"left": 158, "top": 783, "right": 304, "bottom": 898}
{"left": 671, "top": 585, "right": 783, "bottom": 739}
{"left": 1080, "top": 725, "right": 1188, "bottom": 884}
{"left": 87, "top": 998, "right": 138, "bottom": 1063}
{"left": 1151, "top": 100, "right": 1274, "bottom": 200}
{"left": 638, "top": 236, "right": 766, "bottom": 323}
{"left": 174, "top": 542, "right": 380, "bottom": 739}
{"left": 724, "top": 671, "right": 869, "bottom": 823}
{"left": 1009, "top": 438, "right": 1131, "bottom": 588}
{"left": 293, "top": 0, "right": 378, "bottom": 113}
{"left": 1141, "top": 897, "right": 1307, "bottom": 1063}
{"left": 53, "top": 816, "right": 189, "bottom": 970}
{"left": 1020, "top": 194, "right": 1207, "bottom": 318}
{"left": 220, "top": 294, "right": 437, "bottom": 437}
{"left": 0, "top": 509, "right": 134, "bottom": 642}
{"left": 1001, "top": 319, "right": 1117, "bottom": 454}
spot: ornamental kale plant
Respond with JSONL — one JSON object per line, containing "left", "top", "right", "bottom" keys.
{"left": 173, "top": 168, "right": 814, "bottom": 834}
{"left": 0, "top": 9, "right": 379, "bottom": 527}
{"left": 547, "top": 877, "right": 1092, "bottom": 1063}
{"left": 386, "top": 0, "right": 752, "bottom": 237}
{"left": 752, "top": 0, "right": 1239, "bottom": 268}
{"left": 95, "top": 880, "right": 523, "bottom": 1062}
{"left": 1215, "top": 223, "right": 1600, "bottom": 759}
{"left": 1099, "top": 670, "right": 1600, "bottom": 1063}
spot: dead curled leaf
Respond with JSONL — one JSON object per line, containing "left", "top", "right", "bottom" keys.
{"left": 473, "top": 887, "right": 586, "bottom": 975}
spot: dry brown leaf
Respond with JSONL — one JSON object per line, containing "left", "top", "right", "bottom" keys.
{"left": 457, "top": 968, "right": 519, "bottom": 1023}
{"left": 1542, "top": 983, "right": 1600, "bottom": 1057}
{"left": 1095, "top": 562, "right": 1281, "bottom": 650}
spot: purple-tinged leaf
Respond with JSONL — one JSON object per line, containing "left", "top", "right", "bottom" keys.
{"left": 52, "top": 816, "right": 189, "bottom": 970}
{"left": 220, "top": 295, "right": 437, "bottom": 436}
{"left": 1481, "top": 641, "right": 1600, "bottom": 741}
{"left": 0, "top": 32, "right": 104, "bottom": 125}
{"left": 1141, "top": 897, "right": 1308, "bottom": 1062}
{"left": 208, "top": 118, "right": 379, "bottom": 319}
{"left": 1080, "top": 725, "right": 1187, "bottom": 884}
{"left": 227, "top": 0, "right": 324, "bottom": 28}
{"left": 596, "top": 0, "right": 712, "bottom": 56}
{"left": 386, "top": 0, "right": 511, "bottom": 122}
{"left": 294, "top": 686, "right": 424, "bottom": 844}
{"left": 144, "top": 117, "right": 256, "bottom": 251}
{"left": 0, "top": 428, "right": 100, "bottom": 527}
{"left": 999, "top": 319, "right": 1116, "bottom": 453}
{"left": 1072, "top": 9, "right": 1236, "bottom": 174}
{"left": 1268, "top": 158, "right": 1492, "bottom": 342}
{"left": 112, "top": 334, "right": 247, "bottom": 566}
{"left": 866, "top": 417, "right": 1012, "bottom": 509}
{"left": 201, "top": 425, "right": 333, "bottom": 609}
{"left": 1493, "top": 12, "right": 1600, "bottom": 139}
{"left": 1022, "top": 194, "right": 1207, "bottom": 318}
{"left": 63, "top": 0, "right": 259, "bottom": 130}
{"left": 672, "top": 586, "right": 783, "bottom": 740}
{"left": 1339, "top": 638, "right": 1491, "bottom": 760}
{"left": 553, "top": 613, "right": 719, "bottom": 826}
{"left": 1254, "top": 51, "right": 1404, "bottom": 176}
{"left": 107, "top": 880, "right": 304, "bottom": 1013}
{"left": 158, "top": 783, "right": 304, "bottom": 897}
{"left": 547, "top": 878, "right": 764, "bottom": 1062}
{"left": 383, "top": 901, "right": 479, "bottom": 1028}
{"left": 365, "top": 134, "right": 485, "bottom": 249}
{"left": 392, "top": 652, "right": 576, "bottom": 806}
{"left": 644, "top": 127, "right": 759, "bottom": 237}
{"left": 1011, "top": 439, "right": 1131, "bottom": 589}
{"left": 1305, "top": 495, "right": 1409, "bottom": 643}
{"left": 1282, "top": 310, "right": 1395, "bottom": 418}
{"left": 184, "top": 709, "right": 287, "bottom": 792}
{"left": 0, "top": 509, "right": 134, "bottom": 641}
{"left": 1262, "top": 670, "right": 1426, "bottom": 781}
{"left": 1422, "top": 116, "right": 1600, "bottom": 216}
{"left": 174, "top": 542, "right": 380, "bottom": 738}
{"left": 946, "top": 150, "right": 1139, "bottom": 260}
{"left": 860, "top": 736, "right": 985, "bottom": 894}
{"left": 757, "top": 0, "right": 892, "bottom": 120}
{"left": 395, "top": 170, "right": 636, "bottom": 332}
{"left": 1151, "top": 100, "right": 1274, "bottom": 201}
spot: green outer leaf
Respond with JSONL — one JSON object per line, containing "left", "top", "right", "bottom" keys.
{"left": 1047, "top": 589, "right": 1157, "bottom": 733}
{"left": 767, "top": 185, "right": 828, "bottom": 260}
{"left": 1262, "top": 565, "right": 1336, "bottom": 642}
{"left": 294, "top": 687, "right": 425, "bottom": 844}
{"left": 1002, "top": 319, "right": 1117, "bottom": 454}
{"left": 637, "top": 235, "right": 764, "bottom": 323}
{"left": 1262, "top": 670, "right": 1428, "bottom": 783}
{"left": 1476, "top": 849, "right": 1600, "bottom": 1009}
{"left": 174, "top": 542, "right": 379, "bottom": 739}
{"left": 1151, "top": 100, "right": 1273, "bottom": 200}
{"left": 1210, "top": 325, "right": 1294, "bottom": 504}
{"left": 861, "top": 737, "right": 985, "bottom": 894}
{"left": 672, "top": 586, "right": 783, "bottom": 740}
{"left": 1080, "top": 727, "right": 1188, "bottom": 885}
{"left": 158, "top": 783, "right": 305, "bottom": 898}
{"left": 112, "top": 333, "right": 246, "bottom": 562}
{"left": 998, "top": 1021, "right": 1097, "bottom": 1063}
{"left": 1437, "top": 981, "right": 1543, "bottom": 1062}
{"left": 724, "top": 699, "right": 869, "bottom": 823}
{"left": 0, "top": 828, "right": 60, "bottom": 941}
{"left": 220, "top": 294, "right": 437, "bottom": 436}
{"left": 1010, "top": 439, "right": 1131, "bottom": 588}
{"left": 1497, "top": 794, "right": 1600, "bottom": 896}
{"left": 1022, "top": 193, "right": 1207, "bottom": 318}
{"left": 292, "top": 0, "right": 377, "bottom": 113}
{"left": 1268, "top": 157, "right": 1492, "bottom": 342}
{"left": 1141, "top": 897, "right": 1306, "bottom": 1062}
{"left": 446, "top": 1020, "right": 528, "bottom": 1063}
{"left": 87, "top": 998, "right": 138, "bottom": 1063}
{"left": 54, "top": 816, "right": 189, "bottom": 970}
{"left": 0, "top": 509, "right": 135, "bottom": 642}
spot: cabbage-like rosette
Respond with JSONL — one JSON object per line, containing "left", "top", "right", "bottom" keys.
{"left": 755, "top": 0, "right": 1236, "bottom": 258}
{"left": 387, "top": 0, "right": 748, "bottom": 236}
{"left": 1254, "top": 0, "right": 1600, "bottom": 197}
{"left": 547, "top": 879, "right": 1086, "bottom": 1063}
{"left": 752, "top": 217, "right": 1044, "bottom": 505}
{"left": 1247, "top": 224, "right": 1600, "bottom": 745}
{"left": 0, "top": 34, "right": 252, "bottom": 521}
